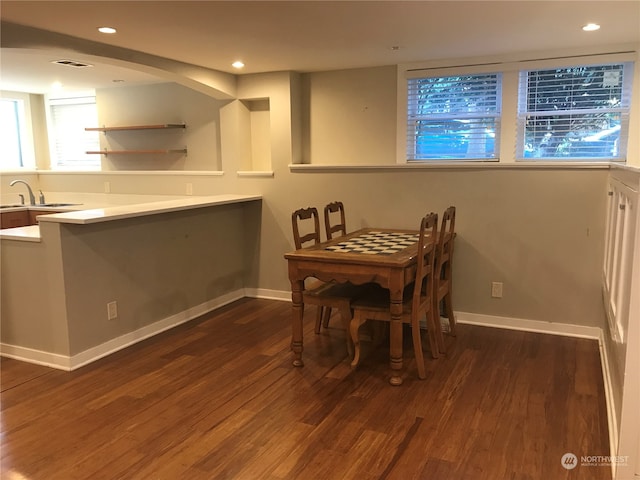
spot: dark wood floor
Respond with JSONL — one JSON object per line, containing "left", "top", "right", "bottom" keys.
{"left": 1, "top": 298, "right": 611, "bottom": 480}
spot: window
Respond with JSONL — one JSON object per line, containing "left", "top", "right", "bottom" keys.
{"left": 48, "top": 95, "right": 100, "bottom": 169}
{"left": 0, "top": 95, "right": 35, "bottom": 169}
{"left": 0, "top": 98, "right": 24, "bottom": 168}
{"left": 406, "top": 73, "right": 501, "bottom": 161}
{"left": 517, "top": 62, "right": 634, "bottom": 161}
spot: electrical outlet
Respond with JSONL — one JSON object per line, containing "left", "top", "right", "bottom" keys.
{"left": 107, "top": 301, "right": 118, "bottom": 320}
{"left": 104, "top": 181, "right": 111, "bottom": 193}
{"left": 186, "top": 183, "right": 193, "bottom": 195}
{"left": 491, "top": 282, "right": 503, "bottom": 298}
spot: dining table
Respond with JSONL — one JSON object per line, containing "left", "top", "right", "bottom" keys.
{"left": 284, "top": 227, "right": 428, "bottom": 386}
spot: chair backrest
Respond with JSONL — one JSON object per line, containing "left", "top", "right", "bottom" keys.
{"left": 412, "top": 212, "right": 438, "bottom": 315}
{"left": 324, "top": 201, "right": 347, "bottom": 240}
{"left": 292, "top": 207, "right": 321, "bottom": 249}
{"left": 436, "top": 206, "right": 456, "bottom": 284}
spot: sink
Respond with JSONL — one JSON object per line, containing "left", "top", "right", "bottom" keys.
{"left": 36, "top": 203, "right": 81, "bottom": 207}
{"left": 0, "top": 203, "right": 81, "bottom": 209}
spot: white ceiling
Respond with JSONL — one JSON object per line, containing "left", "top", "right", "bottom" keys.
{"left": 1, "top": 1, "right": 639, "bottom": 94}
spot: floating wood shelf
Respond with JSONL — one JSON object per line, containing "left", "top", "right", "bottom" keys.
{"left": 86, "top": 149, "right": 188, "bottom": 156}
{"left": 85, "top": 123, "right": 187, "bottom": 157}
{"left": 85, "top": 124, "right": 186, "bottom": 132}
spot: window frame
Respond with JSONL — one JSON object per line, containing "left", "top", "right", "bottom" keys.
{"left": 397, "top": 52, "right": 636, "bottom": 165}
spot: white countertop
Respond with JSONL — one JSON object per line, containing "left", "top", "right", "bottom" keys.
{"left": 0, "top": 194, "right": 261, "bottom": 241}
{"left": 0, "top": 225, "right": 41, "bottom": 242}
{"left": 38, "top": 194, "right": 261, "bottom": 225}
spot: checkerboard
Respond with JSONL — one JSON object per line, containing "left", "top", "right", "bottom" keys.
{"left": 325, "top": 231, "right": 419, "bottom": 255}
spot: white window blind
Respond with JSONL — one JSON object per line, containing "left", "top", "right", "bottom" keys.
{"left": 0, "top": 98, "right": 24, "bottom": 168}
{"left": 49, "top": 96, "right": 100, "bottom": 169}
{"left": 517, "top": 62, "right": 634, "bottom": 160}
{"left": 406, "top": 73, "right": 501, "bottom": 161}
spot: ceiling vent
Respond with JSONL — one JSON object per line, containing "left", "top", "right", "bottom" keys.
{"left": 51, "top": 59, "right": 94, "bottom": 68}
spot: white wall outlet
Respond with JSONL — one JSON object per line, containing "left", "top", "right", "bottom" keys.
{"left": 107, "top": 301, "right": 118, "bottom": 320}
{"left": 186, "top": 183, "right": 193, "bottom": 195}
{"left": 491, "top": 282, "right": 503, "bottom": 298}
{"left": 104, "top": 181, "right": 111, "bottom": 193}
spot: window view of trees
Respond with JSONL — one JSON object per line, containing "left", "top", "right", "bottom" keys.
{"left": 407, "top": 73, "right": 501, "bottom": 160}
{"left": 520, "top": 63, "right": 632, "bottom": 160}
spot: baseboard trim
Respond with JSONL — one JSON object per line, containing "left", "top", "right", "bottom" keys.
{"left": 597, "top": 329, "right": 619, "bottom": 478}
{"left": 455, "top": 311, "right": 602, "bottom": 339}
{"left": 0, "top": 346, "right": 73, "bottom": 371}
{"left": 244, "top": 287, "right": 291, "bottom": 302}
{"left": 0, "top": 289, "right": 246, "bottom": 371}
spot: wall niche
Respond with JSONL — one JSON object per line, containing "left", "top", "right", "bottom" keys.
{"left": 221, "top": 98, "right": 273, "bottom": 175}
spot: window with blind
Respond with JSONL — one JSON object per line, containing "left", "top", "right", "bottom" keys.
{"left": 406, "top": 73, "right": 502, "bottom": 161}
{"left": 48, "top": 95, "right": 100, "bottom": 169}
{"left": 0, "top": 94, "right": 36, "bottom": 170}
{"left": 0, "top": 98, "right": 25, "bottom": 168}
{"left": 517, "top": 62, "right": 633, "bottom": 161}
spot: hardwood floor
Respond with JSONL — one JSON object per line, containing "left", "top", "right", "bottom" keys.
{"left": 1, "top": 298, "right": 610, "bottom": 479}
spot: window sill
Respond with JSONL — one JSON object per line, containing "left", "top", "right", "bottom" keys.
{"left": 237, "top": 171, "right": 274, "bottom": 178}
{"left": 37, "top": 170, "right": 225, "bottom": 176}
{"left": 289, "top": 161, "right": 616, "bottom": 173}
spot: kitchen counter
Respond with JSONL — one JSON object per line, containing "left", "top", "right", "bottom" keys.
{"left": 1, "top": 192, "right": 262, "bottom": 370}
{"left": 0, "top": 225, "right": 41, "bottom": 242}
{"left": 0, "top": 194, "right": 261, "bottom": 241}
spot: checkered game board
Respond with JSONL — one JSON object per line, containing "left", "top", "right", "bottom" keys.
{"left": 325, "top": 231, "right": 419, "bottom": 255}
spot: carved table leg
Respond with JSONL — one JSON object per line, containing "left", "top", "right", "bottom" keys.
{"left": 290, "top": 279, "right": 305, "bottom": 367}
{"left": 339, "top": 306, "right": 355, "bottom": 359}
{"left": 388, "top": 289, "right": 404, "bottom": 386}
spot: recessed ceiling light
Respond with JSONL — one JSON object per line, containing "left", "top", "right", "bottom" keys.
{"left": 51, "top": 82, "right": 63, "bottom": 90}
{"left": 232, "top": 61, "right": 245, "bottom": 69}
{"left": 98, "top": 26, "right": 117, "bottom": 34}
{"left": 582, "top": 23, "right": 600, "bottom": 32}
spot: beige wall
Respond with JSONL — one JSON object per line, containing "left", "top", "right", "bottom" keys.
{"left": 96, "top": 83, "right": 228, "bottom": 171}
{"left": 60, "top": 203, "right": 254, "bottom": 355}
{"left": 254, "top": 167, "right": 609, "bottom": 328}
{"left": 1, "top": 225, "right": 70, "bottom": 354}
{"left": 301, "top": 66, "right": 397, "bottom": 165}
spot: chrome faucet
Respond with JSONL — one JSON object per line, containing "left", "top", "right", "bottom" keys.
{"left": 9, "top": 180, "right": 36, "bottom": 205}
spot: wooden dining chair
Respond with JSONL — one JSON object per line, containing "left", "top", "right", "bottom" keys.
{"left": 349, "top": 212, "right": 439, "bottom": 379}
{"left": 324, "top": 201, "right": 347, "bottom": 240}
{"left": 291, "top": 207, "right": 363, "bottom": 337}
{"left": 435, "top": 206, "right": 457, "bottom": 345}
{"left": 313, "top": 200, "right": 349, "bottom": 331}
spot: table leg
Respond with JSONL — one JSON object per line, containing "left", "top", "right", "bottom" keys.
{"left": 388, "top": 290, "right": 404, "bottom": 386}
{"left": 290, "top": 279, "right": 305, "bottom": 367}
{"left": 339, "top": 306, "right": 355, "bottom": 359}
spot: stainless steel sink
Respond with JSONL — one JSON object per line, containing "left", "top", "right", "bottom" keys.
{"left": 0, "top": 203, "right": 80, "bottom": 209}
{"left": 36, "top": 203, "right": 80, "bottom": 207}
